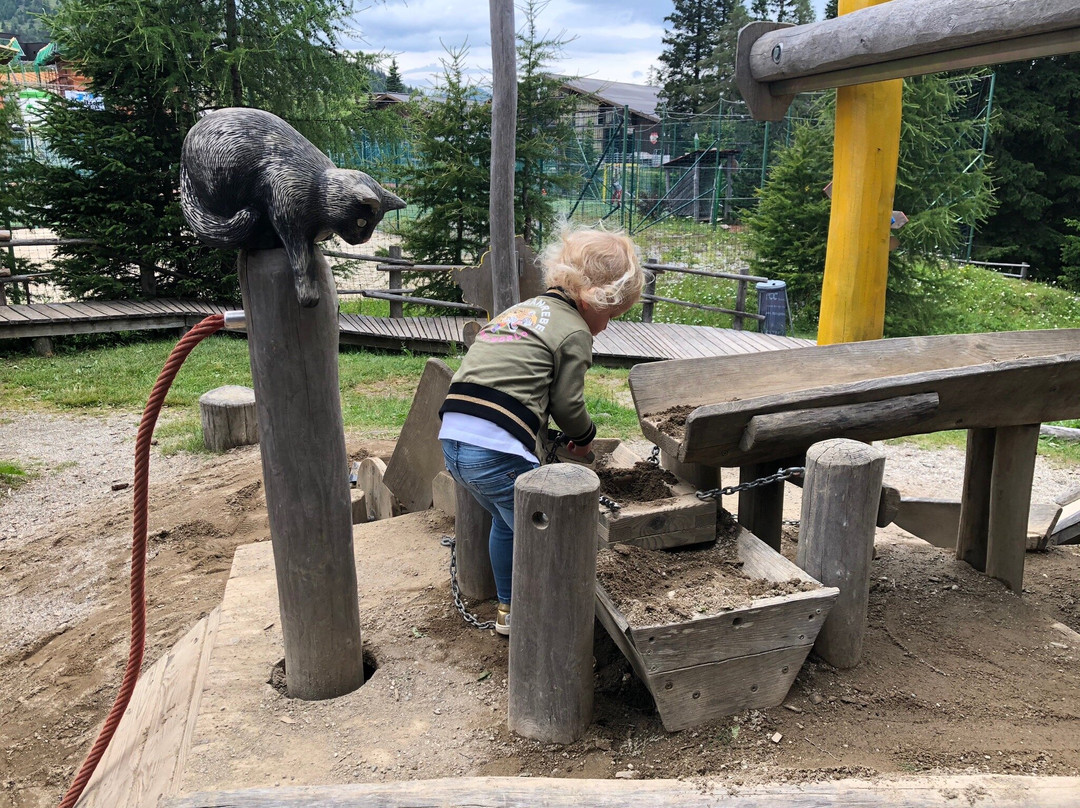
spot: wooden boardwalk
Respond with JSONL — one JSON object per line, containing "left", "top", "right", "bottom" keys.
{"left": 0, "top": 299, "right": 811, "bottom": 362}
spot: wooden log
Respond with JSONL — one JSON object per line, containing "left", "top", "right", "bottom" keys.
{"left": 956, "top": 427, "right": 995, "bottom": 571}
{"left": 383, "top": 358, "right": 453, "bottom": 513}
{"left": 239, "top": 248, "right": 363, "bottom": 700}
{"left": 738, "top": 392, "right": 938, "bottom": 454}
{"left": 509, "top": 465, "right": 598, "bottom": 744}
{"left": 740, "top": 0, "right": 1080, "bottom": 105}
{"left": 986, "top": 423, "right": 1040, "bottom": 592}
{"left": 488, "top": 0, "right": 520, "bottom": 313}
{"left": 454, "top": 480, "right": 496, "bottom": 601}
{"left": 199, "top": 385, "right": 258, "bottom": 452}
{"left": 163, "top": 774, "right": 1080, "bottom": 808}
{"left": 797, "top": 439, "right": 885, "bottom": 669}
{"left": 786, "top": 469, "right": 898, "bottom": 528}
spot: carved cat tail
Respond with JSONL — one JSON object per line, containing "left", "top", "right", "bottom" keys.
{"left": 179, "top": 165, "right": 261, "bottom": 249}
{"left": 279, "top": 234, "right": 320, "bottom": 308}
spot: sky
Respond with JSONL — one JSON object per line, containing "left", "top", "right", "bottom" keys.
{"left": 347, "top": 0, "right": 830, "bottom": 91}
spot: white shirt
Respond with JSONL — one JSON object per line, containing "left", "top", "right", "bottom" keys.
{"left": 439, "top": 412, "right": 540, "bottom": 464}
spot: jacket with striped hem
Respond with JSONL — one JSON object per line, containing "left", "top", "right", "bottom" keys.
{"left": 439, "top": 289, "right": 597, "bottom": 455}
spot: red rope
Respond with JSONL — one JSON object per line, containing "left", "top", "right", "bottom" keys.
{"left": 58, "top": 313, "right": 225, "bottom": 808}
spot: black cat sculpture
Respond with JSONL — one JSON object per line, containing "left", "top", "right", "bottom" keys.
{"left": 180, "top": 107, "right": 406, "bottom": 307}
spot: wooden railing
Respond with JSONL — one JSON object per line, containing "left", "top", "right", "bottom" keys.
{"left": 325, "top": 247, "right": 767, "bottom": 329}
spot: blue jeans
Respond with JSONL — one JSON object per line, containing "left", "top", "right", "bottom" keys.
{"left": 441, "top": 439, "right": 539, "bottom": 605}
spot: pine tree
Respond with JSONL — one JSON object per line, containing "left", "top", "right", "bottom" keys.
{"left": 514, "top": 0, "right": 578, "bottom": 246}
{"left": 16, "top": 0, "right": 376, "bottom": 302}
{"left": 973, "top": 55, "right": 1080, "bottom": 286}
{"left": 747, "top": 74, "right": 995, "bottom": 336}
{"left": 401, "top": 45, "right": 491, "bottom": 300}
{"left": 750, "top": 0, "right": 815, "bottom": 24}
{"left": 385, "top": 58, "right": 407, "bottom": 93}
{"left": 658, "top": 0, "right": 748, "bottom": 114}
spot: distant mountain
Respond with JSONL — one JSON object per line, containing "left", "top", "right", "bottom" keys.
{"left": 0, "top": 0, "right": 55, "bottom": 44}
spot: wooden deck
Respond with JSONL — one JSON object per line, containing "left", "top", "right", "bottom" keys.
{"left": 0, "top": 299, "right": 811, "bottom": 363}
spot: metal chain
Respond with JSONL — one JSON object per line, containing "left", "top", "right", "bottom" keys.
{"left": 647, "top": 444, "right": 661, "bottom": 466}
{"left": 439, "top": 535, "right": 496, "bottom": 631}
{"left": 599, "top": 494, "right": 622, "bottom": 511}
{"left": 695, "top": 466, "right": 805, "bottom": 501}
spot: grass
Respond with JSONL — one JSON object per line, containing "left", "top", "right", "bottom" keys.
{"left": 0, "top": 335, "right": 645, "bottom": 454}
{"left": 886, "top": 429, "right": 1080, "bottom": 467}
{"left": 0, "top": 459, "right": 32, "bottom": 492}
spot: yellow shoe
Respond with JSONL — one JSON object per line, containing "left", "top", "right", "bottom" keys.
{"left": 495, "top": 602, "right": 511, "bottom": 636}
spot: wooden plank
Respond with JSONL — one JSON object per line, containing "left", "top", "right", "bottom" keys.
{"left": 650, "top": 644, "right": 812, "bottom": 731}
{"left": 164, "top": 775, "right": 1080, "bottom": 808}
{"left": 985, "top": 424, "right": 1040, "bottom": 592}
{"left": 79, "top": 609, "right": 221, "bottom": 808}
{"left": 957, "top": 428, "right": 995, "bottom": 570}
{"left": 627, "top": 587, "right": 835, "bottom": 674}
{"left": 597, "top": 495, "right": 714, "bottom": 546}
{"left": 383, "top": 358, "right": 453, "bottom": 514}
{"left": 629, "top": 329, "right": 1080, "bottom": 416}
{"left": 0, "top": 304, "right": 30, "bottom": 321}
{"left": 664, "top": 351, "right": 1080, "bottom": 466}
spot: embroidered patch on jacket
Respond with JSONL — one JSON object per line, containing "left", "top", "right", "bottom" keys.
{"left": 480, "top": 298, "right": 550, "bottom": 342}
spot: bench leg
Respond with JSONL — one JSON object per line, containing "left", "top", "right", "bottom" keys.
{"left": 956, "top": 428, "right": 995, "bottom": 572}
{"left": 985, "top": 424, "right": 1040, "bottom": 593}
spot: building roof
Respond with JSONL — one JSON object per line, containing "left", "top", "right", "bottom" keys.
{"left": 558, "top": 76, "right": 661, "bottom": 123}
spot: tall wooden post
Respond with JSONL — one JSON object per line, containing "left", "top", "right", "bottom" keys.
{"left": 956, "top": 427, "right": 995, "bottom": 571}
{"left": 239, "top": 248, "right": 364, "bottom": 700}
{"left": 816, "top": 0, "right": 902, "bottom": 345}
{"left": 488, "top": 0, "right": 520, "bottom": 313}
{"left": 509, "top": 465, "right": 598, "bottom": 743}
{"left": 797, "top": 439, "right": 885, "bottom": 669}
{"left": 454, "top": 482, "right": 497, "bottom": 601}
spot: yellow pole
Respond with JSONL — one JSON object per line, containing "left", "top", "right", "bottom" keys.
{"left": 817, "top": 0, "right": 903, "bottom": 345}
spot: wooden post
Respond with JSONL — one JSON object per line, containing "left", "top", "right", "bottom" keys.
{"left": 509, "top": 465, "right": 598, "bottom": 744}
{"left": 454, "top": 482, "right": 497, "bottom": 601}
{"left": 737, "top": 461, "right": 787, "bottom": 552}
{"left": 956, "top": 427, "right": 995, "bottom": 572}
{"left": 239, "top": 248, "right": 363, "bottom": 700}
{"left": 388, "top": 245, "right": 404, "bottom": 319}
{"left": 733, "top": 265, "right": 748, "bottom": 331}
{"left": 797, "top": 439, "right": 885, "bottom": 669}
{"left": 985, "top": 424, "right": 1040, "bottom": 593}
{"left": 488, "top": 0, "right": 520, "bottom": 313}
{"left": 641, "top": 256, "right": 658, "bottom": 323}
{"left": 816, "top": 0, "right": 902, "bottom": 345}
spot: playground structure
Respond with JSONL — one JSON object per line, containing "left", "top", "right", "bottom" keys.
{"left": 48, "top": 1, "right": 1080, "bottom": 806}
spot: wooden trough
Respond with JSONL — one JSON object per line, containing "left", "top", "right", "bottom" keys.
{"left": 595, "top": 527, "right": 838, "bottom": 731}
{"left": 629, "top": 329, "right": 1080, "bottom": 590}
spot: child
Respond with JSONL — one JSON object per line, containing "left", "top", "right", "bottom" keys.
{"left": 439, "top": 227, "right": 645, "bottom": 636}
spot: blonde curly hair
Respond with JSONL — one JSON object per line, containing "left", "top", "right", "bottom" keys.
{"left": 540, "top": 226, "right": 647, "bottom": 312}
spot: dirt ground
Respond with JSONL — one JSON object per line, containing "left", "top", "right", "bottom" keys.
{"left": 2, "top": 415, "right": 1080, "bottom": 808}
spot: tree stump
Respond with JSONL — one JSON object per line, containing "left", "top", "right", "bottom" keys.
{"left": 199, "top": 385, "right": 259, "bottom": 452}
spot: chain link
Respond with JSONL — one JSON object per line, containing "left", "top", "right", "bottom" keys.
{"left": 439, "top": 535, "right": 496, "bottom": 631}
{"left": 648, "top": 444, "right": 661, "bottom": 466}
{"left": 599, "top": 494, "right": 622, "bottom": 511}
{"left": 695, "top": 466, "right": 805, "bottom": 501}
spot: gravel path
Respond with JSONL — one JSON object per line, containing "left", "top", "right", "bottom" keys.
{"left": 0, "top": 412, "right": 215, "bottom": 549}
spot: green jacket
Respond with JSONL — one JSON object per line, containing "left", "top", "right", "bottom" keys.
{"left": 439, "top": 289, "right": 597, "bottom": 452}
